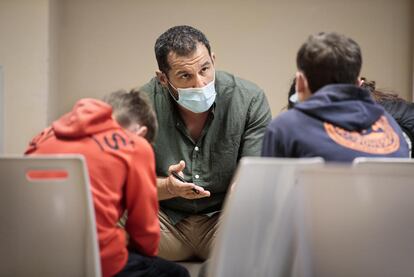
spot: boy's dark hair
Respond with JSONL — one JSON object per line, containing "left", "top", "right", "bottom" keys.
{"left": 103, "top": 89, "right": 158, "bottom": 143}
{"left": 297, "top": 32, "right": 362, "bottom": 93}
{"left": 155, "top": 25, "right": 211, "bottom": 74}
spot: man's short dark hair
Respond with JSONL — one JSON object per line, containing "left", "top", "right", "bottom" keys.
{"left": 154, "top": 25, "right": 211, "bottom": 74}
{"left": 103, "top": 89, "right": 158, "bottom": 143}
{"left": 297, "top": 32, "right": 362, "bottom": 93}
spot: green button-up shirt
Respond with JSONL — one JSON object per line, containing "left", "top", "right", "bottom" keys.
{"left": 141, "top": 70, "right": 272, "bottom": 224}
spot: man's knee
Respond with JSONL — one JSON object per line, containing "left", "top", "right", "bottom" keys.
{"left": 158, "top": 232, "right": 194, "bottom": 261}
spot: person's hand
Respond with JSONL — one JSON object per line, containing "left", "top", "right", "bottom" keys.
{"left": 167, "top": 160, "right": 211, "bottom": 199}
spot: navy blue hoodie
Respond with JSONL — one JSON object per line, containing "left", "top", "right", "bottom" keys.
{"left": 262, "top": 84, "right": 409, "bottom": 162}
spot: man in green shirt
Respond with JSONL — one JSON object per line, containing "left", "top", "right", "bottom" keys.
{"left": 140, "top": 25, "right": 272, "bottom": 261}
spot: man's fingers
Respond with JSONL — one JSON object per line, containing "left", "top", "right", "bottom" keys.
{"left": 182, "top": 188, "right": 211, "bottom": 199}
{"left": 168, "top": 160, "right": 186, "bottom": 173}
{"left": 168, "top": 176, "right": 210, "bottom": 199}
{"left": 196, "top": 190, "right": 211, "bottom": 198}
{"left": 169, "top": 178, "right": 194, "bottom": 191}
{"left": 191, "top": 185, "right": 208, "bottom": 194}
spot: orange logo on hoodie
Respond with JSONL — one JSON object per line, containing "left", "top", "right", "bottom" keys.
{"left": 324, "top": 116, "right": 400, "bottom": 154}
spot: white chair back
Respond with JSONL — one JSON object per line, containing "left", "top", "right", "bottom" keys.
{"left": 353, "top": 157, "right": 414, "bottom": 168}
{"left": 295, "top": 165, "right": 414, "bottom": 277}
{"left": 208, "top": 157, "right": 324, "bottom": 277}
{"left": 0, "top": 155, "right": 101, "bottom": 277}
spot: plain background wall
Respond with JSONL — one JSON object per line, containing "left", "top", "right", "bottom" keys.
{"left": 0, "top": 0, "right": 413, "bottom": 154}
{"left": 0, "top": 0, "right": 50, "bottom": 154}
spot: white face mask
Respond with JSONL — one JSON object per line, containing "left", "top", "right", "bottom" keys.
{"left": 168, "top": 77, "right": 216, "bottom": 113}
{"left": 289, "top": 92, "right": 298, "bottom": 103}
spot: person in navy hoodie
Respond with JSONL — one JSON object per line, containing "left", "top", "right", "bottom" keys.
{"left": 261, "top": 32, "right": 409, "bottom": 161}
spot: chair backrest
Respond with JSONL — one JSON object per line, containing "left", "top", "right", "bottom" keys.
{"left": 0, "top": 155, "right": 101, "bottom": 277}
{"left": 208, "top": 157, "right": 324, "bottom": 277}
{"left": 295, "top": 165, "right": 414, "bottom": 277}
{"left": 353, "top": 157, "right": 414, "bottom": 168}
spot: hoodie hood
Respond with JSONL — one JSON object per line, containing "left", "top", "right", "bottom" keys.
{"left": 53, "top": 98, "right": 119, "bottom": 138}
{"left": 294, "top": 84, "right": 384, "bottom": 131}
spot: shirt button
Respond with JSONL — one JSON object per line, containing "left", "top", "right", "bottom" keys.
{"left": 195, "top": 174, "right": 200, "bottom": 179}
{"left": 195, "top": 146, "right": 199, "bottom": 151}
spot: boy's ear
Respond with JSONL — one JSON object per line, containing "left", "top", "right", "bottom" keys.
{"left": 295, "top": 71, "right": 305, "bottom": 92}
{"left": 127, "top": 124, "right": 148, "bottom": 140}
{"left": 156, "top": 70, "right": 168, "bottom": 87}
{"left": 135, "top": 126, "right": 148, "bottom": 138}
{"left": 296, "top": 71, "right": 311, "bottom": 102}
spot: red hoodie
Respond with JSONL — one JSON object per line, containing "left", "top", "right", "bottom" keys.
{"left": 25, "top": 99, "right": 160, "bottom": 277}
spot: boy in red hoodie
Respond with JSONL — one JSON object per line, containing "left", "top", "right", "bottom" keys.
{"left": 25, "top": 90, "right": 189, "bottom": 277}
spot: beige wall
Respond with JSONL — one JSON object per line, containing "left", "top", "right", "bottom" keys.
{"left": 55, "top": 0, "right": 413, "bottom": 114}
{"left": 1, "top": 0, "right": 413, "bottom": 153}
{"left": 48, "top": 0, "right": 61, "bottom": 124}
{"left": 0, "top": 0, "right": 50, "bottom": 154}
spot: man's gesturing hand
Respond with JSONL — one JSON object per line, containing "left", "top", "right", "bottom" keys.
{"left": 167, "top": 160, "right": 211, "bottom": 199}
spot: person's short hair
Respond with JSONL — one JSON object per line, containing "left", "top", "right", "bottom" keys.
{"left": 154, "top": 25, "right": 212, "bottom": 74}
{"left": 297, "top": 32, "right": 362, "bottom": 93}
{"left": 103, "top": 89, "right": 158, "bottom": 143}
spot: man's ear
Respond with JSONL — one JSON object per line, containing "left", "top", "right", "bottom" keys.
{"left": 357, "top": 77, "right": 363, "bottom": 87}
{"left": 156, "top": 70, "right": 168, "bottom": 87}
{"left": 296, "top": 71, "right": 311, "bottom": 102}
{"left": 211, "top": 52, "right": 216, "bottom": 65}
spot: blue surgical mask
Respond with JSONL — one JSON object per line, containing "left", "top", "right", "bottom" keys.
{"left": 168, "top": 77, "right": 216, "bottom": 113}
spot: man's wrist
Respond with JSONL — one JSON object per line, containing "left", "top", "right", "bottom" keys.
{"left": 165, "top": 177, "right": 175, "bottom": 196}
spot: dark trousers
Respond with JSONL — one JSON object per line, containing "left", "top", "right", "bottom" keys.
{"left": 115, "top": 249, "right": 190, "bottom": 277}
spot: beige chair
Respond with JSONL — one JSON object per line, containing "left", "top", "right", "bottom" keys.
{"left": 295, "top": 164, "right": 414, "bottom": 277}
{"left": 207, "top": 157, "right": 324, "bottom": 277}
{"left": 0, "top": 155, "right": 101, "bottom": 277}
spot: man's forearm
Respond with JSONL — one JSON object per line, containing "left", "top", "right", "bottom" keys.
{"left": 157, "top": 177, "right": 176, "bottom": 200}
